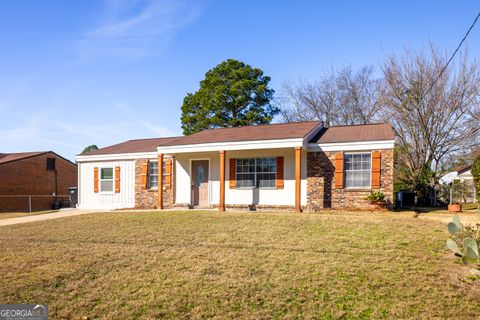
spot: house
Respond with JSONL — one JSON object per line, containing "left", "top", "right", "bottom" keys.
{"left": 439, "top": 164, "right": 476, "bottom": 204}
{"left": 76, "top": 122, "right": 395, "bottom": 211}
{"left": 0, "top": 151, "right": 78, "bottom": 212}
{"left": 439, "top": 165, "right": 474, "bottom": 185}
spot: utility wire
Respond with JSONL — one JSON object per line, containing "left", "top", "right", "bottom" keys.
{"left": 424, "top": 11, "right": 480, "bottom": 97}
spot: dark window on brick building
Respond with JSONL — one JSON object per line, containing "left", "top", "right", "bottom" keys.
{"left": 47, "top": 158, "right": 56, "bottom": 171}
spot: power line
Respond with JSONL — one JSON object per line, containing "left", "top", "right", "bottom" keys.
{"left": 424, "top": 11, "right": 480, "bottom": 97}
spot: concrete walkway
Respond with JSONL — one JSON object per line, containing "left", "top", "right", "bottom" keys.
{"left": 0, "top": 209, "right": 100, "bottom": 227}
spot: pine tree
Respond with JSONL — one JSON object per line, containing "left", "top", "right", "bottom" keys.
{"left": 181, "top": 59, "right": 278, "bottom": 135}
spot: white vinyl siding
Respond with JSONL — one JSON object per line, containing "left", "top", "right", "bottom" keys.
{"left": 78, "top": 160, "right": 135, "bottom": 210}
{"left": 174, "top": 149, "right": 307, "bottom": 207}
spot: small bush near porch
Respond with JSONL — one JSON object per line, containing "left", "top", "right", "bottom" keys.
{"left": 0, "top": 211, "right": 479, "bottom": 319}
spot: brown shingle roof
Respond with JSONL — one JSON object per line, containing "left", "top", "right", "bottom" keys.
{"left": 311, "top": 123, "right": 395, "bottom": 143}
{"left": 0, "top": 152, "right": 48, "bottom": 165}
{"left": 79, "top": 122, "right": 395, "bottom": 157}
{"left": 80, "top": 137, "right": 182, "bottom": 156}
{"left": 161, "top": 121, "right": 322, "bottom": 146}
{"left": 455, "top": 164, "right": 472, "bottom": 174}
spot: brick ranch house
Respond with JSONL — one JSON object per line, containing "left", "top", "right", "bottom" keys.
{"left": 0, "top": 151, "right": 77, "bottom": 212}
{"left": 76, "top": 122, "right": 395, "bottom": 211}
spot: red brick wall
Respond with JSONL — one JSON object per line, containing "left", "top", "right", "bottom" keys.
{"left": 307, "top": 149, "right": 394, "bottom": 211}
{"left": 0, "top": 152, "right": 77, "bottom": 212}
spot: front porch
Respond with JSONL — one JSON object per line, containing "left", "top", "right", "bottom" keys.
{"left": 157, "top": 147, "right": 307, "bottom": 212}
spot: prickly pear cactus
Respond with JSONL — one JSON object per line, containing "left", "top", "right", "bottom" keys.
{"left": 463, "top": 237, "right": 479, "bottom": 262}
{"left": 452, "top": 215, "right": 464, "bottom": 231}
{"left": 446, "top": 215, "right": 480, "bottom": 264}
{"left": 446, "top": 238, "right": 462, "bottom": 256}
{"left": 448, "top": 222, "right": 460, "bottom": 234}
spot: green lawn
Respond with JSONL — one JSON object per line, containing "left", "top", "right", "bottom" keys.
{"left": 0, "top": 210, "right": 479, "bottom": 319}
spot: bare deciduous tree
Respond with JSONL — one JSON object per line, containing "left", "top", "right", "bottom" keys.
{"left": 337, "top": 66, "right": 382, "bottom": 125}
{"left": 279, "top": 66, "right": 381, "bottom": 126}
{"left": 380, "top": 45, "right": 480, "bottom": 190}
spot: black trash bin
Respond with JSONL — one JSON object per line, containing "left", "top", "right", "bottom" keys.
{"left": 68, "top": 187, "right": 78, "bottom": 208}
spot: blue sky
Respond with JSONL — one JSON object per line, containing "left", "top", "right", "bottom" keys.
{"left": 0, "top": 0, "right": 479, "bottom": 161}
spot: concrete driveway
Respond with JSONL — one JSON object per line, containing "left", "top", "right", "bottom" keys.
{"left": 0, "top": 209, "right": 100, "bottom": 227}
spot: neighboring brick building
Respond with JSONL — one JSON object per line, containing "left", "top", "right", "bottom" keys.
{"left": 76, "top": 122, "right": 396, "bottom": 212}
{"left": 0, "top": 151, "right": 77, "bottom": 212}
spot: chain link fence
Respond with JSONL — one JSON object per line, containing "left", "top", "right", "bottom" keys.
{"left": 0, "top": 195, "right": 70, "bottom": 213}
{"left": 437, "top": 180, "right": 476, "bottom": 205}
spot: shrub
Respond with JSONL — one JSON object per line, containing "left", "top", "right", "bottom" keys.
{"left": 365, "top": 191, "right": 385, "bottom": 203}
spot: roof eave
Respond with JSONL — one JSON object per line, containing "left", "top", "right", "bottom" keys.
{"left": 307, "top": 139, "right": 395, "bottom": 152}
{"left": 158, "top": 138, "right": 306, "bottom": 154}
{"left": 76, "top": 151, "right": 166, "bottom": 162}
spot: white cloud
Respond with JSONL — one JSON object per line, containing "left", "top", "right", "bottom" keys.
{"left": 74, "top": 0, "right": 203, "bottom": 59}
{"left": 138, "top": 120, "right": 178, "bottom": 136}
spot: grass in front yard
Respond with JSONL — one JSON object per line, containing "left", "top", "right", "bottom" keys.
{"left": 0, "top": 210, "right": 58, "bottom": 220}
{"left": 0, "top": 210, "right": 479, "bottom": 319}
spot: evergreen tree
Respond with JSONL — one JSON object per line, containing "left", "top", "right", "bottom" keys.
{"left": 181, "top": 59, "right": 277, "bottom": 135}
{"left": 82, "top": 145, "right": 99, "bottom": 154}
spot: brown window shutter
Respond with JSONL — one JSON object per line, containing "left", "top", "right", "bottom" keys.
{"left": 94, "top": 167, "right": 99, "bottom": 193}
{"left": 115, "top": 166, "right": 121, "bottom": 193}
{"left": 334, "top": 152, "right": 344, "bottom": 189}
{"left": 165, "top": 159, "right": 172, "bottom": 189}
{"left": 141, "top": 160, "right": 148, "bottom": 189}
{"left": 229, "top": 158, "right": 236, "bottom": 189}
{"left": 276, "top": 156, "right": 284, "bottom": 189}
{"left": 371, "top": 151, "right": 381, "bottom": 189}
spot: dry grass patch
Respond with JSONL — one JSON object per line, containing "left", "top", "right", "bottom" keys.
{"left": 0, "top": 210, "right": 479, "bottom": 319}
{"left": 401, "top": 208, "right": 480, "bottom": 226}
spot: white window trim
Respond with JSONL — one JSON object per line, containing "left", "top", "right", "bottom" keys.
{"left": 235, "top": 157, "right": 277, "bottom": 190}
{"left": 148, "top": 160, "right": 168, "bottom": 191}
{"left": 148, "top": 160, "right": 159, "bottom": 190}
{"left": 99, "top": 166, "right": 115, "bottom": 194}
{"left": 344, "top": 152, "right": 372, "bottom": 189}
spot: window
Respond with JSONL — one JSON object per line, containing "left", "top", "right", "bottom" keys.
{"left": 148, "top": 161, "right": 158, "bottom": 189}
{"left": 100, "top": 167, "right": 114, "bottom": 192}
{"left": 344, "top": 153, "right": 371, "bottom": 188}
{"left": 46, "top": 158, "right": 55, "bottom": 171}
{"left": 148, "top": 161, "right": 166, "bottom": 189}
{"left": 236, "top": 157, "right": 276, "bottom": 188}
